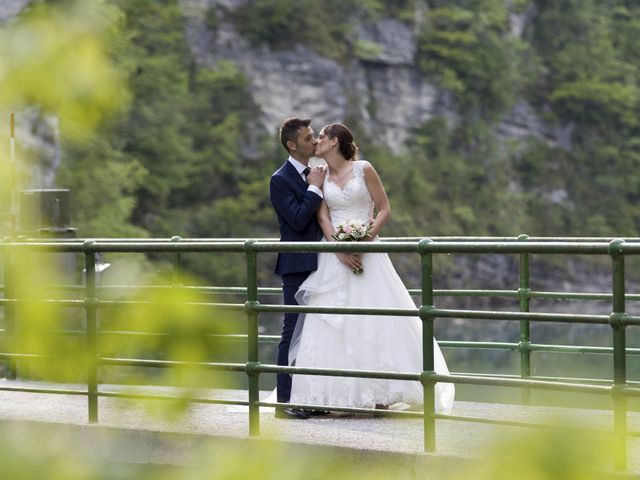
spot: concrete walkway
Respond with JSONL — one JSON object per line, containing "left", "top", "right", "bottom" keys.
{"left": 0, "top": 379, "right": 638, "bottom": 477}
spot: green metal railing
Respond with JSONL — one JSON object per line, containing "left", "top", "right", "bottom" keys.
{"left": 1, "top": 236, "right": 640, "bottom": 471}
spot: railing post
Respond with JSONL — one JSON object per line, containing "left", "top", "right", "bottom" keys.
{"left": 83, "top": 241, "right": 98, "bottom": 423}
{"left": 609, "top": 239, "right": 627, "bottom": 471}
{"left": 171, "top": 236, "right": 182, "bottom": 284}
{"left": 517, "top": 234, "right": 531, "bottom": 404}
{"left": 244, "top": 240, "right": 260, "bottom": 437}
{"left": 3, "top": 242, "right": 17, "bottom": 379}
{"left": 7, "top": 114, "right": 18, "bottom": 379}
{"left": 418, "top": 239, "right": 436, "bottom": 453}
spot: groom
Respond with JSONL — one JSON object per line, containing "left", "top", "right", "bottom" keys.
{"left": 270, "top": 117, "right": 325, "bottom": 419}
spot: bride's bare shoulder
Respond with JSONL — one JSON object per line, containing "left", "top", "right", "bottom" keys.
{"left": 359, "top": 160, "right": 378, "bottom": 175}
{"left": 359, "top": 160, "right": 384, "bottom": 187}
{"left": 358, "top": 159, "right": 374, "bottom": 171}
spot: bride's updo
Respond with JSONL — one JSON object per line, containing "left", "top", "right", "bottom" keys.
{"left": 324, "top": 123, "right": 359, "bottom": 161}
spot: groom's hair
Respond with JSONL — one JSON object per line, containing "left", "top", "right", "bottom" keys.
{"left": 280, "top": 117, "right": 312, "bottom": 153}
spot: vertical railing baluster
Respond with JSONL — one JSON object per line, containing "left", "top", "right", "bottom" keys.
{"left": 3, "top": 244, "right": 17, "bottom": 379}
{"left": 518, "top": 234, "right": 531, "bottom": 405}
{"left": 418, "top": 239, "right": 435, "bottom": 452}
{"left": 244, "top": 240, "right": 260, "bottom": 437}
{"left": 171, "top": 236, "right": 182, "bottom": 284}
{"left": 609, "top": 239, "right": 627, "bottom": 471}
{"left": 84, "top": 241, "right": 98, "bottom": 423}
{"left": 7, "top": 113, "right": 18, "bottom": 379}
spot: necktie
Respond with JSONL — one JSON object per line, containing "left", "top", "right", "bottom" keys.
{"left": 303, "top": 167, "right": 311, "bottom": 177}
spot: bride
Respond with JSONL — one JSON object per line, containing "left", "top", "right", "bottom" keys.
{"left": 288, "top": 123, "right": 454, "bottom": 413}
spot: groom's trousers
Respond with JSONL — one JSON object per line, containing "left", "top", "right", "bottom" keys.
{"left": 277, "top": 271, "right": 311, "bottom": 403}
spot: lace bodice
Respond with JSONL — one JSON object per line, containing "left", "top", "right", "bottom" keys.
{"left": 324, "top": 161, "right": 373, "bottom": 227}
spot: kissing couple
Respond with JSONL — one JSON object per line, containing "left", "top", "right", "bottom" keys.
{"left": 269, "top": 117, "right": 455, "bottom": 419}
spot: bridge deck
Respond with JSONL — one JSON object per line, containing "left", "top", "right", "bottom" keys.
{"left": 0, "top": 380, "right": 639, "bottom": 476}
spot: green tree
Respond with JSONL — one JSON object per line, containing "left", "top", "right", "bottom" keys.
{"left": 417, "top": 0, "right": 525, "bottom": 117}
{"left": 523, "top": 0, "right": 640, "bottom": 235}
{"left": 56, "top": 139, "right": 148, "bottom": 237}
{"left": 116, "top": 0, "right": 195, "bottom": 228}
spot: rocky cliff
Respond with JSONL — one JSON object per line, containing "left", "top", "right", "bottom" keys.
{"left": 3, "top": 0, "right": 562, "bottom": 180}
{"left": 180, "top": 0, "right": 565, "bottom": 154}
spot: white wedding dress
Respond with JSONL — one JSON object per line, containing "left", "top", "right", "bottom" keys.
{"left": 289, "top": 161, "right": 454, "bottom": 413}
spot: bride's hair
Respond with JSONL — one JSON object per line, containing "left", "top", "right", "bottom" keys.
{"left": 324, "top": 123, "right": 359, "bottom": 161}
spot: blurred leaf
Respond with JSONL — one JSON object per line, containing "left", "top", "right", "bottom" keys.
{"left": 469, "top": 425, "right": 613, "bottom": 480}
{"left": 0, "top": 0, "right": 129, "bottom": 140}
{"left": 98, "top": 273, "right": 240, "bottom": 415}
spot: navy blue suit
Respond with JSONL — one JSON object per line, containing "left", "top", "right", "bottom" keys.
{"left": 270, "top": 160, "right": 323, "bottom": 402}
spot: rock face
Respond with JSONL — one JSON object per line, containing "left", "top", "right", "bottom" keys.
{"left": 181, "top": 0, "right": 561, "bottom": 154}
{"left": 6, "top": 0, "right": 560, "bottom": 172}
{"left": 182, "top": 0, "right": 453, "bottom": 154}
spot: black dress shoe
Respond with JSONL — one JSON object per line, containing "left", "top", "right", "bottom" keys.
{"left": 275, "top": 407, "right": 310, "bottom": 419}
{"left": 305, "top": 409, "right": 330, "bottom": 416}
{"left": 373, "top": 404, "right": 389, "bottom": 417}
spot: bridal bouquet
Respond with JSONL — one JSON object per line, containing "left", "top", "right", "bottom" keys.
{"left": 332, "top": 219, "right": 372, "bottom": 274}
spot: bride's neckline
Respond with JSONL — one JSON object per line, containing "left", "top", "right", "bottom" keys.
{"left": 327, "top": 165, "right": 355, "bottom": 191}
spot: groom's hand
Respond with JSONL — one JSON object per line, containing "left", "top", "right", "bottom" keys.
{"left": 307, "top": 166, "right": 326, "bottom": 188}
{"left": 337, "top": 252, "right": 362, "bottom": 271}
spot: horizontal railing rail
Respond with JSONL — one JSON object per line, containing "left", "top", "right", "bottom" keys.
{"left": 3, "top": 238, "right": 639, "bottom": 253}
{"left": 6, "top": 285, "right": 640, "bottom": 303}
{"left": 1, "top": 236, "right": 639, "bottom": 471}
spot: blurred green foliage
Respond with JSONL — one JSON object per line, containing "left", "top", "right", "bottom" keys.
{"left": 0, "top": 0, "right": 128, "bottom": 140}
{"left": 473, "top": 425, "right": 615, "bottom": 480}
{"left": 0, "top": 412, "right": 623, "bottom": 479}
{"left": 0, "top": 0, "right": 240, "bottom": 404}
{"left": 96, "top": 276, "right": 242, "bottom": 415}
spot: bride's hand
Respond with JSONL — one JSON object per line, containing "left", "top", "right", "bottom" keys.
{"left": 362, "top": 219, "right": 376, "bottom": 241}
{"left": 307, "top": 166, "right": 326, "bottom": 188}
{"left": 336, "top": 252, "right": 362, "bottom": 271}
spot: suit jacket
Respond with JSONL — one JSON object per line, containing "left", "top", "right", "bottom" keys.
{"left": 270, "top": 160, "right": 324, "bottom": 276}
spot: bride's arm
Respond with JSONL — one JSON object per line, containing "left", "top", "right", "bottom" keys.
{"left": 362, "top": 161, "right": 391, "bottom": 239}
{"left": 317, "top": 201, "right": 335, "bottom": 240}
{"left": 318, "top": 199, "right": 363, "bottom": 270}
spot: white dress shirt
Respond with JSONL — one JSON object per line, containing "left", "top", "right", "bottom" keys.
{"left": 288, "top": 156, "right": 323, "bottom": 198}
